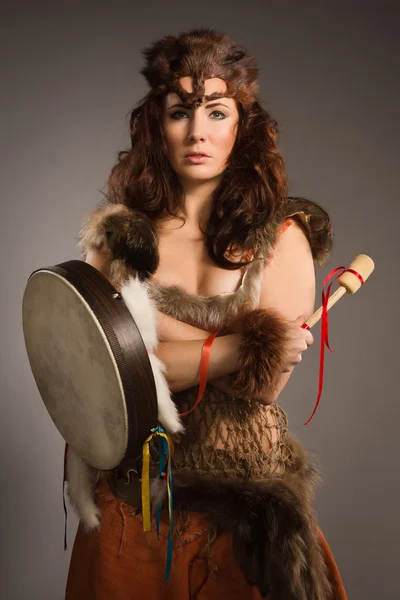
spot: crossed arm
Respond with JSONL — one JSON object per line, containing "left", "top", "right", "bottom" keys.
{"left": 85, "top": 219, "right": 315, "bottom": 405}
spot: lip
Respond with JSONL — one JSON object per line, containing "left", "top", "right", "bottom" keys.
{"left": 184, "top": 152, "right": 211, "bottom": 158}
{"left": 185, "top": 154, "right": 210, "bottom": 164}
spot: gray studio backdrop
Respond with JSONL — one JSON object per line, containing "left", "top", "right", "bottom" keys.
{"left": 1, "top": 1, "right": 399, "bottom": 598}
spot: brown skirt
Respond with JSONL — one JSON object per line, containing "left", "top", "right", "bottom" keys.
{"left": 65, "top": 477, "right": 347, "bottom": 600}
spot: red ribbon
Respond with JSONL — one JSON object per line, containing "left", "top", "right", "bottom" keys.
{"left": 302, "top": 267, "right": 364, "bottom": 425}
{"left": 178, "top": 332, "right": 219, "bottom": 417}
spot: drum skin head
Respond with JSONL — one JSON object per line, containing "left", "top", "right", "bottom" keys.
{"left": 22, "top": 262, "right": 158, "bottom": 470}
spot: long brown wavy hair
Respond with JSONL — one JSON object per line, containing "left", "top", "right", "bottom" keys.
{"left": 105, "top": 90, "right": 288, "bottom": 269}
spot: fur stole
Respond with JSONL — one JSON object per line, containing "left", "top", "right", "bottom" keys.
{"left": 77, "top": 197, "right": 333, "bottom": 283}
{"left": 77, "top": 201, "right": 159, "bottom": 283}
{"left": 254, "top": 196, "right": 333, "bottom": 268}
{"left": 76, "top": 197, "right": 333, "bottom": 333}
{"left": 150, "top": 434, "right": 332, "bottom": 599}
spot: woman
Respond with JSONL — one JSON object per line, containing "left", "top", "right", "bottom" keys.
{"left": 65, "top": 28, "right": 346, "bottom": 599}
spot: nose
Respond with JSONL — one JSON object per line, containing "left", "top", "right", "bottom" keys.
{"left": 187, "top": 111, "right": 207, "bottom": 143}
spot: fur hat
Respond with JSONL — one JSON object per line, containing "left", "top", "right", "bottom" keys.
{"left": 140, "top": 27, "right": 259, "bottom": 108}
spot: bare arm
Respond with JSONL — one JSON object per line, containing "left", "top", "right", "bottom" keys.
{"left": 154, "top": 335, "right": 240, "bottom": 393}
{"left": 209, "top": 220, "right": 316, "bottom": 404}
{"left": 84, "top": 249, "right": 240, "bottom": 393}
{"left": 84, "top": 229, "right": 315, "bottom": 401}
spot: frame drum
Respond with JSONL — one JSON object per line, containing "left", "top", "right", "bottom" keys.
{"left": 22, "top": 260, "right": 158, "bottom": 470}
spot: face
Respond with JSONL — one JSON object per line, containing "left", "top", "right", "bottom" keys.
{"left": 162, "top": 77, "right": 239, "bottom": 183}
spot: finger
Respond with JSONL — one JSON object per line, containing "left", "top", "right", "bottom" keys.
{"left": 305, "top": 331, "right": 314, "bottom": 346}
{"left": 295, "top": 314, "right": 305, "bottom": 323}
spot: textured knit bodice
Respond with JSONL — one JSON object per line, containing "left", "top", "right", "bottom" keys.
{"left": 145, "top": 221, "right": 295, "bottom": 480}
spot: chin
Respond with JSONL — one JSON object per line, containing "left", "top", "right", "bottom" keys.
{"left": 178, "top": 167, "right": 223, "bottom": 182}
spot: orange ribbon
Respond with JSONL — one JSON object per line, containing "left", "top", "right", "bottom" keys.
{"left": 178, "top": 332, "right": 218, "bottom": 417}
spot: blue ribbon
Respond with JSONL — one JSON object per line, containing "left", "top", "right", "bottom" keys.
{"left": 147, "top": 426, "right": 173, "bottom": 582}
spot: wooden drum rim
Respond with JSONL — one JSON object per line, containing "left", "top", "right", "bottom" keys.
{"left": 26, "top": 259, "right": 158, "bottom": 466}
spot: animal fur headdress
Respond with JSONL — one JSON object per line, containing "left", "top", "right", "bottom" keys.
{"left": 140, "top": 27, "right": 259, "bottom": 108}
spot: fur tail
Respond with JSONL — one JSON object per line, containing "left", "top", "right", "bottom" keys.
{"left": 66, "top": 447, "right": 102, "bottom": 531}
{"left": 148, "top": 352, "right": 184, "bottom": 434}
{"left": 120, "top": 275, "right": 183, "bottom": 435}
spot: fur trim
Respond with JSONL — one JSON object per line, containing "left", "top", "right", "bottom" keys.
{"left": 120, "top": 275, "right": 159, "bottom": 355}
{"left": 66, "top": 447, "right": 102, "bottom": 531}
{"left": 254, "top": 197, "right": 334, "bottom": 269}
{"left": 149, "top": 435, "right": 331, "bottom": 599}
{"left": 77, "top": 202, "right": 159, "bottom": 281}
{"left": 140, "top": 28, "right": 259, "bottom": 109}
{"left": 227, "top": 308, "right": 291, "bottom": 398}
{"left": 279, "top": 197, "right": 333, "bottom": 267}
{"left": 146, "top": 257, "right": 265, "bottom": 332}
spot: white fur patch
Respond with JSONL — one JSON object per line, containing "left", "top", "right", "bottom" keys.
{"left": 120, "top": 275, "right": 183, "bottom": 435}
{"left": 66, "top": 447, "right": 102, "bottom": 531}
{"left": 120, "top": 276, "right": 159, "bottom": 350}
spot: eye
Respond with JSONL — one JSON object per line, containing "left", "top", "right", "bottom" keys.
{"left": 168, "top": 109, "right": 227, "bottom": 120}
{"left": 210, "top": 110, "right": 226, "bottom": 119}
{"left": 169, "top": 111, "right": 189, "bottom": 119}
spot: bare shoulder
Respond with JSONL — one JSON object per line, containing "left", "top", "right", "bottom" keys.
{"left": 84, "top": 248, "right": 112, "bottom": 278}
{"left": 258, "top": 219, "right": 316, "bottom": 321}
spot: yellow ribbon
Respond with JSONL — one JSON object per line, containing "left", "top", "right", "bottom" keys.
{"left": 141, "top": 428, "right": 173, "bottom": 533}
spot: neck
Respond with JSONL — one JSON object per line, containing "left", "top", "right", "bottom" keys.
{"left": 178, "top": 176, "right": 221, "bottom": 231}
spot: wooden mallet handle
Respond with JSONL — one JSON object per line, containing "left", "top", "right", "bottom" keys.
{"left": 305, "top": 254, "right": 375, "bottom": 329}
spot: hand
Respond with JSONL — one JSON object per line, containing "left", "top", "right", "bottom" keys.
{"left": 281, "top": 315, "right": 314, "bottom": 372}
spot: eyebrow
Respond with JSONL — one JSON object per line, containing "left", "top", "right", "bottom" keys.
{"left": 167, "top": 101, "right": 230, "bottom": 110}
